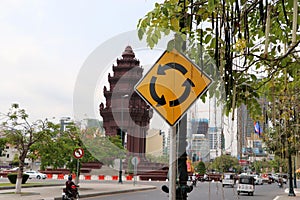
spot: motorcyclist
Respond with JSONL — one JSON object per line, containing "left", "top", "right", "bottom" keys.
{"left": 278, "top": 177, "right": 283, "bottom": 188}
{"left": 191, "top": 173, "right": 197, "bottom": 186}
{"left": 65, "top": 175, "right": 78, "bottom": 197}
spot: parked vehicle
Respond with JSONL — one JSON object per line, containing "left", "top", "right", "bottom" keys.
{"left": 261, "top": 173, "right": 272, "bottom": 184}
{"left": 197, "top": 173, "right": 209, "bottom": 182}
{"left": 252, "top": 174, "right": 263, "bottom": 185}
{"left": 62, "top": 184, "right": 79, "bottom": 200}
{"left": 24, "top": 170, "right": 47, "bottom": 179}
{"left": 237, "top": 175, "right": 255, "bottom": 196}
{"left": 222, "top": 173, "right": 236, "bottom": 188}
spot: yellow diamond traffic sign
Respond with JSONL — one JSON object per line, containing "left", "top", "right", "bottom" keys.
{"left": 135, "top": 49, "right": 212, "bottom": 126}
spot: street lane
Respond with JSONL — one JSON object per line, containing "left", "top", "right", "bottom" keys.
{"left": 83, "top": 181, "right": 289, "bottom": 200}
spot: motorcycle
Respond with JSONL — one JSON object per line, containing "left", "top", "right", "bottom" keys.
{"left": 62, "top": 184, "right": 80, "bottom": 200}
{"left": 192, "top": 179, "right": 197, "bottom": 187}
{"left": 278, "top": 178, "right": 283, "bottom": 188}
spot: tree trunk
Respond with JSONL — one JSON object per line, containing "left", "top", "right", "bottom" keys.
{"left": 15, "top": 165, "right": 23, "bottom": 194}
{"left": 15, "top": 153, "right": 26, "bottom": 194}
{"left": 15, "top": 176, "right": 22, "bottom": 194}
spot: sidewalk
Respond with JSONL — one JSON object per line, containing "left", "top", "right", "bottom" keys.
{"left": 274, "top": 188, "right": 300, "bottom": 200}
{"left": 0, "top": 182, "right": 156, "bottom": 200}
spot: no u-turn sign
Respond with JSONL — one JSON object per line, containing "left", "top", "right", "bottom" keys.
{"left": 73, "top": 148, "right": 84, "bottom": 159}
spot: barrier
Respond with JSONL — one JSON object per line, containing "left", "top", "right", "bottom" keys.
{"left": 71, "top": 174, "right": 76, "bottom": 180}
{"left": 45, "top": 174, "right": 145, "bottom": 181}
{"left": 57, "top": 174, "right": 64, "bottom": 179}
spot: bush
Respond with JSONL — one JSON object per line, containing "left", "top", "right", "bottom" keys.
{"left": 7, "top": 173, "right": 29, "bottom": 184}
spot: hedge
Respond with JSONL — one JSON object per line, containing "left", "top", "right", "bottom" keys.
{"left": 7, "top": 173, "right": 30, "bottom": 184}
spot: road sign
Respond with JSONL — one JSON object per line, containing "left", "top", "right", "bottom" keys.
{"left": 131, "top": 156, "right": 140, "bottom": 166}
{"left": 135, "top": 49, "right": 212, "bottom": 126}
{"left": 73, "top": 148, "right": 84, "bottom": 159}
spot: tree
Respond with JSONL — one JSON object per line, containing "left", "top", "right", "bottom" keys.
{"left": 211, "top": 155, "right": 239, "bottom": 172}
{"left": 0, "top": 138, "right": 8, "bottom": 157}
{"left": 0, "top": 104, "right": 55, "bottom": 194}
{"left": 137, "top": 0, "right": 300, "bottom": 119}
{"left": 195, "top": 161, "right": 206, "bottom": 174}
{"left": 30, "top": 121, "right": 97, "bottom": 172}
{"left": 138, "top": 1, "right": 299, "bottom": 195}
{"left": 80, "top": 127, "right": 126, "bottom": 167}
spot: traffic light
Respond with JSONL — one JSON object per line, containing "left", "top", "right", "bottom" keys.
{"left": 161, "top": 184, "right": 193, "bottom": 200}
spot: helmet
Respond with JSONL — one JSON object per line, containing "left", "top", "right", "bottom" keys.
{"left": 68, "top": 175, "right": 72, "bottom": 181}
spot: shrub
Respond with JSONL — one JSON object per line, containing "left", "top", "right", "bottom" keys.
{"left": 7, "top": 173, "right": 29, "bottom": 184}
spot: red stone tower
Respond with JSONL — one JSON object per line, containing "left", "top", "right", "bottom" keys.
{"left": 99, "top": 46, "right": 153, "bottom": 155}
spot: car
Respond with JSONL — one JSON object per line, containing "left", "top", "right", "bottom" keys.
{"left": 24, "top": 170, "right": 47, "bottom": 179}
{"left": 261, "top": 173, "right": 271, "bottom": 184}
{"left": 11, "top": 167, "right": 19, "bottom": 171}
{"left": 222, "top": 173, "right": 236, "bottom": 187}
{"left": 253, "top": 175, "right": 263, "bottom": 185}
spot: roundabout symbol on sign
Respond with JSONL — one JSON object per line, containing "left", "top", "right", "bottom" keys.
{"left": 150, "top": 62, "right": 195, "bottom": 107}
{"left": 135, "top": 49, "right": 213, "bottom": 126}
{"left": 73, "top": 148, "right": 84, "bottom": 159}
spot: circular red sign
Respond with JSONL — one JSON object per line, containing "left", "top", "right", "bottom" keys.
{"left": 73, "top": 148, "right": 84, "bottom": 159}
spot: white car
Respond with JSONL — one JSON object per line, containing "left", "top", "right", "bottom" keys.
{"left": 253, "top": 175, "right": 263, "bottom": 185}
{"left": 222, "top": 173, "right": 236, "bottom": 187}
{"left": 24, "top": 170, "right": 47, "bottom": 179}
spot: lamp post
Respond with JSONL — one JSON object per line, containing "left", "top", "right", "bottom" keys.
{"left": 119, "top": 94, "right": 128, "bottom": 184}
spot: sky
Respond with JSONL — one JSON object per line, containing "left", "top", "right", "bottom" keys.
{"left": 0, "top": 0, "right": 227, "bottom": 156}
{"left": 0, "top": 0, "right": 165, "bottom": 124}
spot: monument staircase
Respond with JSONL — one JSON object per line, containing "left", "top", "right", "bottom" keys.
{"left": 123, "top": 157, "right": 168, "bottom": 181}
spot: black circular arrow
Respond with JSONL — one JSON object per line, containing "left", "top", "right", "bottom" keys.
{"left": 157, "top": 62, "right": 188, "bottom": 75}
{"left": 150, "top": 76, "right": 166, "bottom": 106}
{"left": 169, "top": 78, "right": 195, "bottom": 107}
{"left": 150, "top": 62, "right": 195, "bottom": 107}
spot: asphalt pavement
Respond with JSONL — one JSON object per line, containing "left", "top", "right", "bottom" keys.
{"left": 0, "top": 181, "right": 300, "bottom": 200}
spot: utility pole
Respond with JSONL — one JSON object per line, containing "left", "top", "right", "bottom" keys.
{"left": 176, "top": 115, "right": 190, "bottom": 200}
{"left": 175, "top": 0, "right": 190, "bottom": 199}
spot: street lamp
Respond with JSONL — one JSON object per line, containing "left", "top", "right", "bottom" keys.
{"left": 119, "top": 94, "right": 128, "bottom": 184}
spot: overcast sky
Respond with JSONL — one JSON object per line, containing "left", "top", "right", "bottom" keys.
{"left": 0, "top": 0, "right": 164, "bottom": 123}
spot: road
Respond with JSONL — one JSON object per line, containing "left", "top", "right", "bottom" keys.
{"left": 82, "top": 181, "right": 288, "bottom": 200}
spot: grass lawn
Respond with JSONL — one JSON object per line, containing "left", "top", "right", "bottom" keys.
{"left": 0, "top": 182, "right": 62, "bottom": 188}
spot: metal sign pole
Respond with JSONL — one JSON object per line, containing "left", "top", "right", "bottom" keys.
{"left": 169, "top": 126, "right": 177, "bottom": 200}
{"left": 76, "top": 158, "right": 80, "bottom": 185}
{"left": 134, "top": 160, "right": 137, "bottom": 186}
